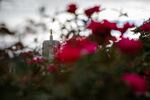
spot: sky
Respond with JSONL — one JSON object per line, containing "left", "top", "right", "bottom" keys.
{"left": 0, "top": 0, "right": 150, "bottom": 26}
{"left": 0, "top": 0, "right": 149, "bottom": 49}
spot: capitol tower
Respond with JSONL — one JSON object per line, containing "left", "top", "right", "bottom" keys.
{"left": 42, "top": 30, "right": 60, "bottom": 60}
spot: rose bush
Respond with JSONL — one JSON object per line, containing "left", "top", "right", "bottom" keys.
{"left": 0, "top": 3, "right": 150, "bottom": 100}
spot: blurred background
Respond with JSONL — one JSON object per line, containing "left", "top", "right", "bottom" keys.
{"left": 1, "top": 1, "right": 150, "bottom": 100}
{"left": 0, "top": 0, "right": 150, "bottom": 51}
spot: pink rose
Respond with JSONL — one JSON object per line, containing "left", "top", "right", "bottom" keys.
{"left": 122, "top": 73, "right": 148, "bottom": 95}
{"left": 55, "top": 36, "right": 98, "bottom": 63}
{"left": 116, "top": 38, "right": 142, "bottom": 54}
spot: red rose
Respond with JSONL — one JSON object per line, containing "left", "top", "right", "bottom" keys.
{"left": 144, "top": 70, "right": 150, "bottom": 76}
{"left": 55, "top": 36, "right": 98, "bottom": 63}
{"left": 119, "top": 22, "right": 135, "bottom": 33}
{"left": 47, "top": 65, "right": 58, "bottom": 73}
{"left": 87, "top": 20, "right": 118, "bottom": 44}
{"left": 102, "top": 20, "right": 118, "bottom": 30}
{"left": 20, "top": 51, "right": 33, "bottom": 58}
{"left": 67, "top": 3, "right": 77, "bottom": 14}
{"left": 84, "top": 6, "right": 100, "bottom": 17}
{"left": 81, "top": 42, "right": 97, "bottom": 54}
{"left": 55, "top": 44, "right": 81, "bottom": 63}
{"left": 122, "top": 73, "right": 148, "bottom": 95}
{"left": 27, "top": 56, "right": 47, "bottom": 64}
{"left": 116, "top": 38, "right": 142, "bottom": 54}
{"left": 87, "top": 21, "right": 102, "bottom": 34}
{"left": 140, "top": 22, "right": 150, "bottom": 31}
{"left": 87, "top": 20, "right": 118, "bottom": 35}
{"left": 144, "top": 70, "right": 150, "bottom": 80}
{"left": 104, "top": 36, "right": 117, "bottom": 45}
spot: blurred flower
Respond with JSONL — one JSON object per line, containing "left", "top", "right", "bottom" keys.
{"left": 140, "top": 22, "right": 150, "bottom": 31}
{"left": 144, "top": 70, "right": 150, "bottom": 80}
{"left": 116, "top": 38, "right": 142, "bottom": 54}
{"left": 47, "top": 64, "right": 58, "bottom": 73}
{"left": 87, "top": 20, "right": 118, "bottom": 35}
{"left": 118, "top": 22, "right": 135, "bottom": 33}
{"left": 122, "top": 73, "right": 148, "bottom": 95}
{"left": 55, "top": 36, "right": 98, "bottom": 63}
{"left": 20, "top": 51, "right": 33, "bottom": 58}
{"left": 67, "top": 3, "right": 77, "bottom": 14}
{"left": 105, "top": 36, "right": 117, "bottom": 45}
{"left": 27, "top": 56, "right": 47, "bottom": 64}
{"left": 87, "top": 20, "right": 118, "bottom": 44}
{"left": 84, "top": 6, "right": 100, "bottom": 18}
{"left": 80, "top": 40, "right": 98, "bottom": 55}
{"left": 144, "top": 70, "right": 150, "bottom": 76}
{"left": 55, "top": 45, "right": 81, "bottom": 63}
